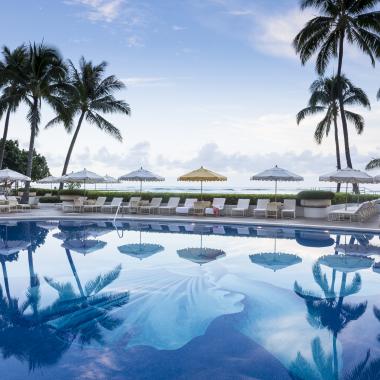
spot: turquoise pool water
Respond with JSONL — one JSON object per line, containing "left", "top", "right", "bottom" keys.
{"left": 0, "top": 220, "right": 380, "bottom": 379}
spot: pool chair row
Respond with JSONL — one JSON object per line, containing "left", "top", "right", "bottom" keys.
{"left": 0, "top": 194, "right": 38, "bottom": 213}
{"left": 252, "top": 199, "right": 297, "bottom": 219}
{"left": 328, "top": 201, "right": 378, "bottom": 222}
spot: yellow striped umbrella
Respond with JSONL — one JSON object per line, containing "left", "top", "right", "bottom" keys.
{"left": 177, "top": 166, "right": 227, "bottom": 199}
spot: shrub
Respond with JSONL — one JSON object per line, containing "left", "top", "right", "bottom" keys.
{"left": 39, "top": 196, "right": 61, "bottom": 203}
{"left": 297, "top": 190, "right": 335, "bottom": 200}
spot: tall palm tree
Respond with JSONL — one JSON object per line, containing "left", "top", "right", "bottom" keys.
{"left": 46, "top": 57, "right": 130, "bottom": 189}
{"left": 6, "top": 42, "right": 68, "bottom": 203}
{"left": 297, "top": 75, "right": 370, "bottom": 191}
{"left": 294, "top": 0, "right": 380, "bottom": 171}
{"left": 0, "top": 45, "right": 28, "bottom": 169}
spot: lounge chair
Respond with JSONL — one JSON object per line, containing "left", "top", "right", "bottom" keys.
{"left": 281, "top": 199, "right": 296, "bottom": 219}
{"left": 328, "top": 201, "right": 377, "bottom": 222}
{"left": 101, "top": 197, "right": 123, "bottom": 213}
{"left": 121, "top": 196, "right": 141, "bottom": 214}
{"left": 266, "top": 202, "right": 281, "bottom": 218}
{"left": 29, "top": 197, "right": 40, "bottom": 209}
{"left": 62, "top": 197, "right": 86, "bottom": 213}
{"left": 83, "top": 196, "right": 107, "bottom": 212}
{"left": 231, "top": 199, "right": 250, "bottom": 217}
{"left": 176, "top": 198, "right": 197, "bottom": 215}
{"left": 158, "top": 197, "right": 180, "bottom": 215}
{"left": 253, "top": 199, "right": 269, "bottom": 217}
{"left": 205, "top": 198, "right": 226, "bottom": 216}
{"left": 7, "top": 196, "right": 31, "bottom": 212}
{"left": 139, "top": 198, "right": 162, "bottom": 214}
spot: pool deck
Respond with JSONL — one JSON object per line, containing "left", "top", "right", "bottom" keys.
{"left": 0, "top": 204, "right": 379, "bottom": 233}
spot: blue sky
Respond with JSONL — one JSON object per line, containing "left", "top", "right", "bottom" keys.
{"left": 1, "top": 0, "right": 380, "bottom": 187}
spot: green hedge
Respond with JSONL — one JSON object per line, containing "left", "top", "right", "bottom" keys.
{"left": 297, "top": 190, "right": 335, "bottom": 200}
{"left": 25, "top": 188, "right": 380, "bottom": 205}
{"left": 39, "top": 196, "right": 61, "bottom": 203}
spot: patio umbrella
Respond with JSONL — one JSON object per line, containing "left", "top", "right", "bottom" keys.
{"left": 62, "top": 239, "right": 107, "bottom": 255}
{"left": 318, "top": 254, "right": 374, "bottom": 273}
{"left": 249, "top": 252, "right": 302, "bottom": 271}
{"left": 37, "top": 175, "right": 60, "bottom": 190}
{"left": 60, "top": 168, "right": 105, "bottom": 193}
{"left": 119, "top": 167, "right": 164, "bottom": 194}
{"left": 319, "top": 168, "right": 373, "bottom": 209}
{"left": 0, "top": 168, "right": 31, "bottom": 193}
{"left": 103, "top": 174, "right": 119, "bottom": 190}
{"left": 250, "top": 165, "right": 303, "bottom": 202}
{"left": 178, "top": 166, "right": 227, "bottom": 200}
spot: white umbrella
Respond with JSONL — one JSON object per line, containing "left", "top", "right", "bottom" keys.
{"left": 318, "top": 254, "right": 374, "bottom": 273}
{"left": 374, "top": 175, "right": 380, "bottom": 183}
{"left": 60, "top": 168, "right": 105, "bottom": 192}
{"left": 119, "top": 167, "right": 164, "bottom": 194}
{"left": 249, "top": 252, "right": 302, "bottom": 271}
{"left": 62, "top": 239, "right": 107, "bottom": 255}
{"left": 0, "top": 168, "right": 31, "bottom": 193}
{"left": 103, "top": 174, "right": 119, "bottom": 190}
{"left": 250, "top": 165, "right": 303, "bottom": 201}
{"left": 319, "top": 168, "right": 373, "bottom": 209}
{"left": 37, "top": 175, "right": 61, "bottom": 190}
{"left": 0, "top": 240, "right": 30, "bottom": 256}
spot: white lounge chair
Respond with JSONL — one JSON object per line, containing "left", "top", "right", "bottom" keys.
{"left": 7, "top": 196, "right": 31, "bottom": 212}
{"left": 101, "top": 197, "right": 123, "bottom": 213}
{"left": 328, "top": 201, "right": 377, "bottom": 222}
{"left": 231, "top": 199, "right": 250, "bottom": 217}
{"left": 158, "top": 197, "right": 180, "bottom": 215}
{"left": 176, "top": 198, "right": 197, "bottom": 215}
{"left": 282, "top": 199, "right": 296, "bottom": 219}
{"left": 121, "top": 196, "right": 141, "bottom": 214}
{"left": 139, "top": 198, "right": 162, "bottom": 214}
{"left": 83, "top": 196, "right": 107, "bottom": 212}
{"left": 253, "top": 199, "right": 269, "bottom": 218}
{"left": 205, "top": 198, "right": 226, "bottom": 216}
{"left": 62, "top": 197, "right": 87, "bottom": 213}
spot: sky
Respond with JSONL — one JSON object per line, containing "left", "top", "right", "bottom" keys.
{"left": 0, "top": 0, "right": 380, "bottom": 188}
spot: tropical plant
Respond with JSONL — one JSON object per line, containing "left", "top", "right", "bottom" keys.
{"left": 0, "top": 45, "right": 28, "bottom": 169}
{"left": 294, "top": 0, "right": 380, "bottom": 171}
{"left": 292, "top": 259, "right": 367, "bottom": 379}
{"left": 366, "top": 158, "right": 380, "bottom": 170}
{"left": 5, "top": 42, "right": 68, "bottom": 203}
{"left": 46, "top": 57, "right": 130, "bottom": 189}
{"left": 297, "top": 75, "right": 370, "bottom": 191}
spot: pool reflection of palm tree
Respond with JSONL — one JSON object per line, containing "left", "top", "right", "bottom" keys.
{"left": 291, "top": 261, "right": 368, "bottom": 380}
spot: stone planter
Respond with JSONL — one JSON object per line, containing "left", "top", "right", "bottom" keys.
{"left": 300, "top": 199, "right": 332, "bottom": 219}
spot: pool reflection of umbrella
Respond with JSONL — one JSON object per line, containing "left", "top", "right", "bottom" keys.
{"left": 318, "top": 254, "right": 374, "bottom": 273}
{"left": 335, "top": 243, "right": 380, "bottom": 256}
{"left": 36, "top": 221, "right": 59, "bottom": 230}
{"left": 62, "top": 239, "right": 106, "bottom": 255}
{"left": 0, "top": 240, "right": 30, "bottom": 256}
{"left": 118, "top": 230, "right": 164, "bottom": 260}
{"left": 249, "top": 252, "right": 302, "bottom": 271}
{"left": 177, "top": 247, "right": 226, "bottom": 265}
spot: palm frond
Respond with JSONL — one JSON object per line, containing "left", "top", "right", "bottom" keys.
{"left": 84, "top": 264, "right": 122, "bottom": 296}
{"left": 366, "top": 158, "right": 380, "bottom": 170}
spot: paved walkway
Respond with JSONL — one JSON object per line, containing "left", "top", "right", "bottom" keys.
{"left": 0, "top": 204, "right": 379, "bottom": 232}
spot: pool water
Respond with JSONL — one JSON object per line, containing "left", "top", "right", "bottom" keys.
{"left": 0, "top": 220, "right": 380, "bottom": 380}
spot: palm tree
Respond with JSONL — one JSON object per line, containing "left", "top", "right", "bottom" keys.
{"left": 0, "top": 45, "right": 28, "bottom": 169}
{"left": 294, "top": 0, "right": 380, "bottom": 171}
{"left": 293, "top": 262, "right": 367, "bottom": 379}
{"left": 47, "top": 57, "right": 130, "bottom": 189}
{"left": 297, "top": 75, "right": 370, "bottom": 191}
{"left": 6, "top": 42, "right": 68, "bottom": 203}
{"left": 366, "top": 159, "right": 380, "bottom": 170}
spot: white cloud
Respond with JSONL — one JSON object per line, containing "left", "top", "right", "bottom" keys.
{"left": 172, "top": 25, "right": 187, "bottom": 31}
{"left": 122, "top": 76, "right": 169, "bottom": 87}
{"left": 65, "top": 0, "right": 125, "bottom": 22}
{"left": 126, "top": 35, "right": 144, "bottom": 47}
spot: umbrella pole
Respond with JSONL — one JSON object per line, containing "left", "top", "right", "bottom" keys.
{"left": 274, "top": 180, "right": 278, "bottom": 203}
{"left": 345, "top": 182, "right": 348, "bottom": 210}
{"left": 140, "top": 180, "right": 142, "bottom": 195}
{"left": 201, "top": 181, "right": 203, "bottom": 201}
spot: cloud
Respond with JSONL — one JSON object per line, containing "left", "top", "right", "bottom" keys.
{"left": 172, "top": 25, "right": 187, "bottom": 31}
{"left": 65, "top": 0, "right": 125, "bottom": 22}
{"left": 126, "top": 35, "right": 144, "bottom": 47}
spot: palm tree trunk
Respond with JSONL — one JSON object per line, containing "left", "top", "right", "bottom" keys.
{"left": 337, "top": 31, "right": 358, "bottom": 193}
{"left": 21, "top": 98, "right": 39, "bottom": 204}
{"left": 59, "top": 111, "right": 86, "bottom": 190}
{"left": 1, "top": 260, "right": 11, "bottom": 302}
{"left": 333, "top": 113, "right": 342, "bottom": 192}
{"left": 65, "top": 248, "right": 85, "bottom": 297}
{"left": 0, "top": 106, "right": 11, "bottom": 169}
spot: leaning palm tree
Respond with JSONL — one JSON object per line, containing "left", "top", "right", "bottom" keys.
{"left": 0, "top": 45, "right": 28, "bottom": 169}
{"left": 7, "top": 42, "right": 68, "bottom": 203}
{"left": 297, "top": 75, "right": 370, "bottom": 191}
{"left": 294, "top": 0, "right": 380, "bottom": 170}
{"left": 47, "top": 57, "right": 130, "bottom": 189}
{"left": 366, "top": 159, "right": 380, "bottom": 170}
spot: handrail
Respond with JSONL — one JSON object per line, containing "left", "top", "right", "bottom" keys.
{"left": 113, "top": 202, "right": 122, "bottom": 224}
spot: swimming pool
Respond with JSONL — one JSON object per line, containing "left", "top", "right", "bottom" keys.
{"left": 0, "top": 219, "right": 380, "bottom": 380}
